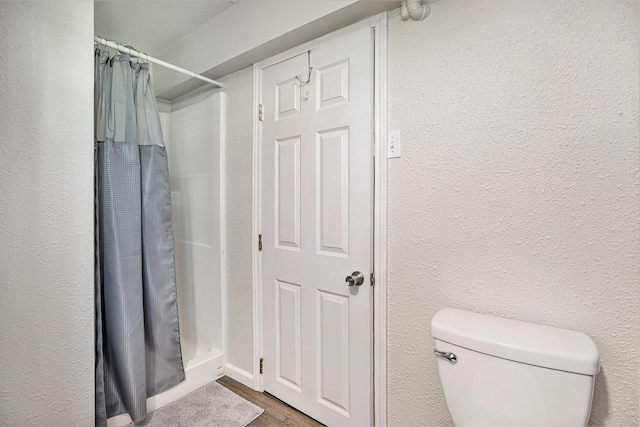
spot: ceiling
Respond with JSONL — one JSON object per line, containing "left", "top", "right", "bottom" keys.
{"left": 95, "top": 0, "right": 402, "bottom": 100}
{"left": 94, "top": 0, "right": 237, "bottom": 57}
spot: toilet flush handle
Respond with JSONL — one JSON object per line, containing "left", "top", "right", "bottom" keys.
{"left": 434, "top": 349, "right": 458, "bottom": 364}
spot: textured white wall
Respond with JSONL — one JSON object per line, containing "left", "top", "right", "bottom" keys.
{"left": 220, "top": 67, "right": 255, "bottom": 373}
{"left": 0, "top": 2, "right": 94, "bottom": 426}
{"left": 387, "top": 1, "right": 639, "bottom": 426}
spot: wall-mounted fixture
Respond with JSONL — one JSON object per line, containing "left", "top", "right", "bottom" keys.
{"left": 401, "top": 0, "right": 434, "bottom": 21}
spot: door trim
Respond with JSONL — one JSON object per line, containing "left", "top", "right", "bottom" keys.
{"left": 251, "top": 13, "right": 388, "bottom": 426}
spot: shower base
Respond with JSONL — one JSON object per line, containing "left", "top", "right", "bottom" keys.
{"left": 106, "top": 347, "right": 225, "bottom": 427}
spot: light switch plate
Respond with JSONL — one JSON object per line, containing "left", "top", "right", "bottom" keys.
{"left": 388, "top": 130, "right": 401, "bottom": 158}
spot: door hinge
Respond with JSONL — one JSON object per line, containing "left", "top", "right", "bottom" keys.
{"left": 260, "top": 357, "right": 264, "bottom": 374}
{"left": 370, "top": 272, "right": 375, "bottom": 286}
{"left": 258, "top": 104, "right": 264, "bottom": 121}
{"left": 258, "top": 234, "right": 263, "bottom": 251}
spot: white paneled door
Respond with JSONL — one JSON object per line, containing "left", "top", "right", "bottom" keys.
{"left": 261, "top": 25, "right": 374, "bottom": 427}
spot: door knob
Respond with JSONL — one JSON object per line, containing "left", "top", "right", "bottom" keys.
{"left": 345, "top": 271, "right": 365, "bottom": 287}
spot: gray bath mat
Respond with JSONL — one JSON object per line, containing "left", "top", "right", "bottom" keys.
{"left": 127, "top": 381, "right": 264, "bottom": 427}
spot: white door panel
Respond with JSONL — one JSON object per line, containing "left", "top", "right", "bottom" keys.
{"left": 262, "top": 25, "right": 373, "bottom": 427}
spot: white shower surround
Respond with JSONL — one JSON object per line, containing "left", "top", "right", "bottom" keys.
{"left": 107, "top": 90, "right": 226, "bottom": 427}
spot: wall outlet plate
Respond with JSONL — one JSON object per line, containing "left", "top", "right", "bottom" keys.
{"left": 388, "top": 130, "right": 401, "bottom": 158}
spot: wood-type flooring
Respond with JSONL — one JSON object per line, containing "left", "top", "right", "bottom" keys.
{"left": 217, "top": 376, "right": 325, "bottom": 427}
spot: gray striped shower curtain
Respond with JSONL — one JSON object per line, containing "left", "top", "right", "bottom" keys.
{"left": 94, "top": 48, "right": 185, "bottom": 426}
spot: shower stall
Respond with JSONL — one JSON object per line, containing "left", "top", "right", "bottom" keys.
{"left": 107, "top": 90, "right": 225, "bottom": 426}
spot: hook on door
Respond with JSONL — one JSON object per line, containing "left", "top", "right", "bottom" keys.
{"left": 295, "top": 51, "right": 313, "bottom": 85}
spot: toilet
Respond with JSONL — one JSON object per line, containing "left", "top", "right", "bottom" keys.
{"left": 431, "top": 308, "right": 600, "bottom": 427}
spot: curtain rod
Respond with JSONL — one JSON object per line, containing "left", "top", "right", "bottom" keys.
{"left": 94, "top": 36, "right": 223, "bottom": 88}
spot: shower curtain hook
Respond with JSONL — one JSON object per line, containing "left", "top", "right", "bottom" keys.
{"left": 115, "top": 42, "right": 125, "bottom": 58}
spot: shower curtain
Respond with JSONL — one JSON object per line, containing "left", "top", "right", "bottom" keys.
{"left": 94, "top": 48, "right": 185, "bottom": 426}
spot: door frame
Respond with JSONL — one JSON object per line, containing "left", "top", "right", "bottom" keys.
{"left": 250, "top": 13, "right": 388, "bottom": 426}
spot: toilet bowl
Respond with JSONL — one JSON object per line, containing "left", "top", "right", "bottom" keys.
{"left": 431, "top": 308, "right": 600, "bottom": 427}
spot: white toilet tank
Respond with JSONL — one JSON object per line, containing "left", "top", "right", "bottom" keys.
{"left": 431, "top": 308, "right": 600, "bottom": 427}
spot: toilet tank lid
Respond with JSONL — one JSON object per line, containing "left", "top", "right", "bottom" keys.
{"left": 431, "top": 308, "right": 600, "bottom": 375}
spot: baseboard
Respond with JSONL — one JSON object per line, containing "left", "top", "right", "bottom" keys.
{"left": 225, "top": 363, "right": 255, "bottom": 389}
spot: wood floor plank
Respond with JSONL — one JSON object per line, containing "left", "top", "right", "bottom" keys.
{"left": 217, "top": 376, "right": 324, "bottom": 427}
